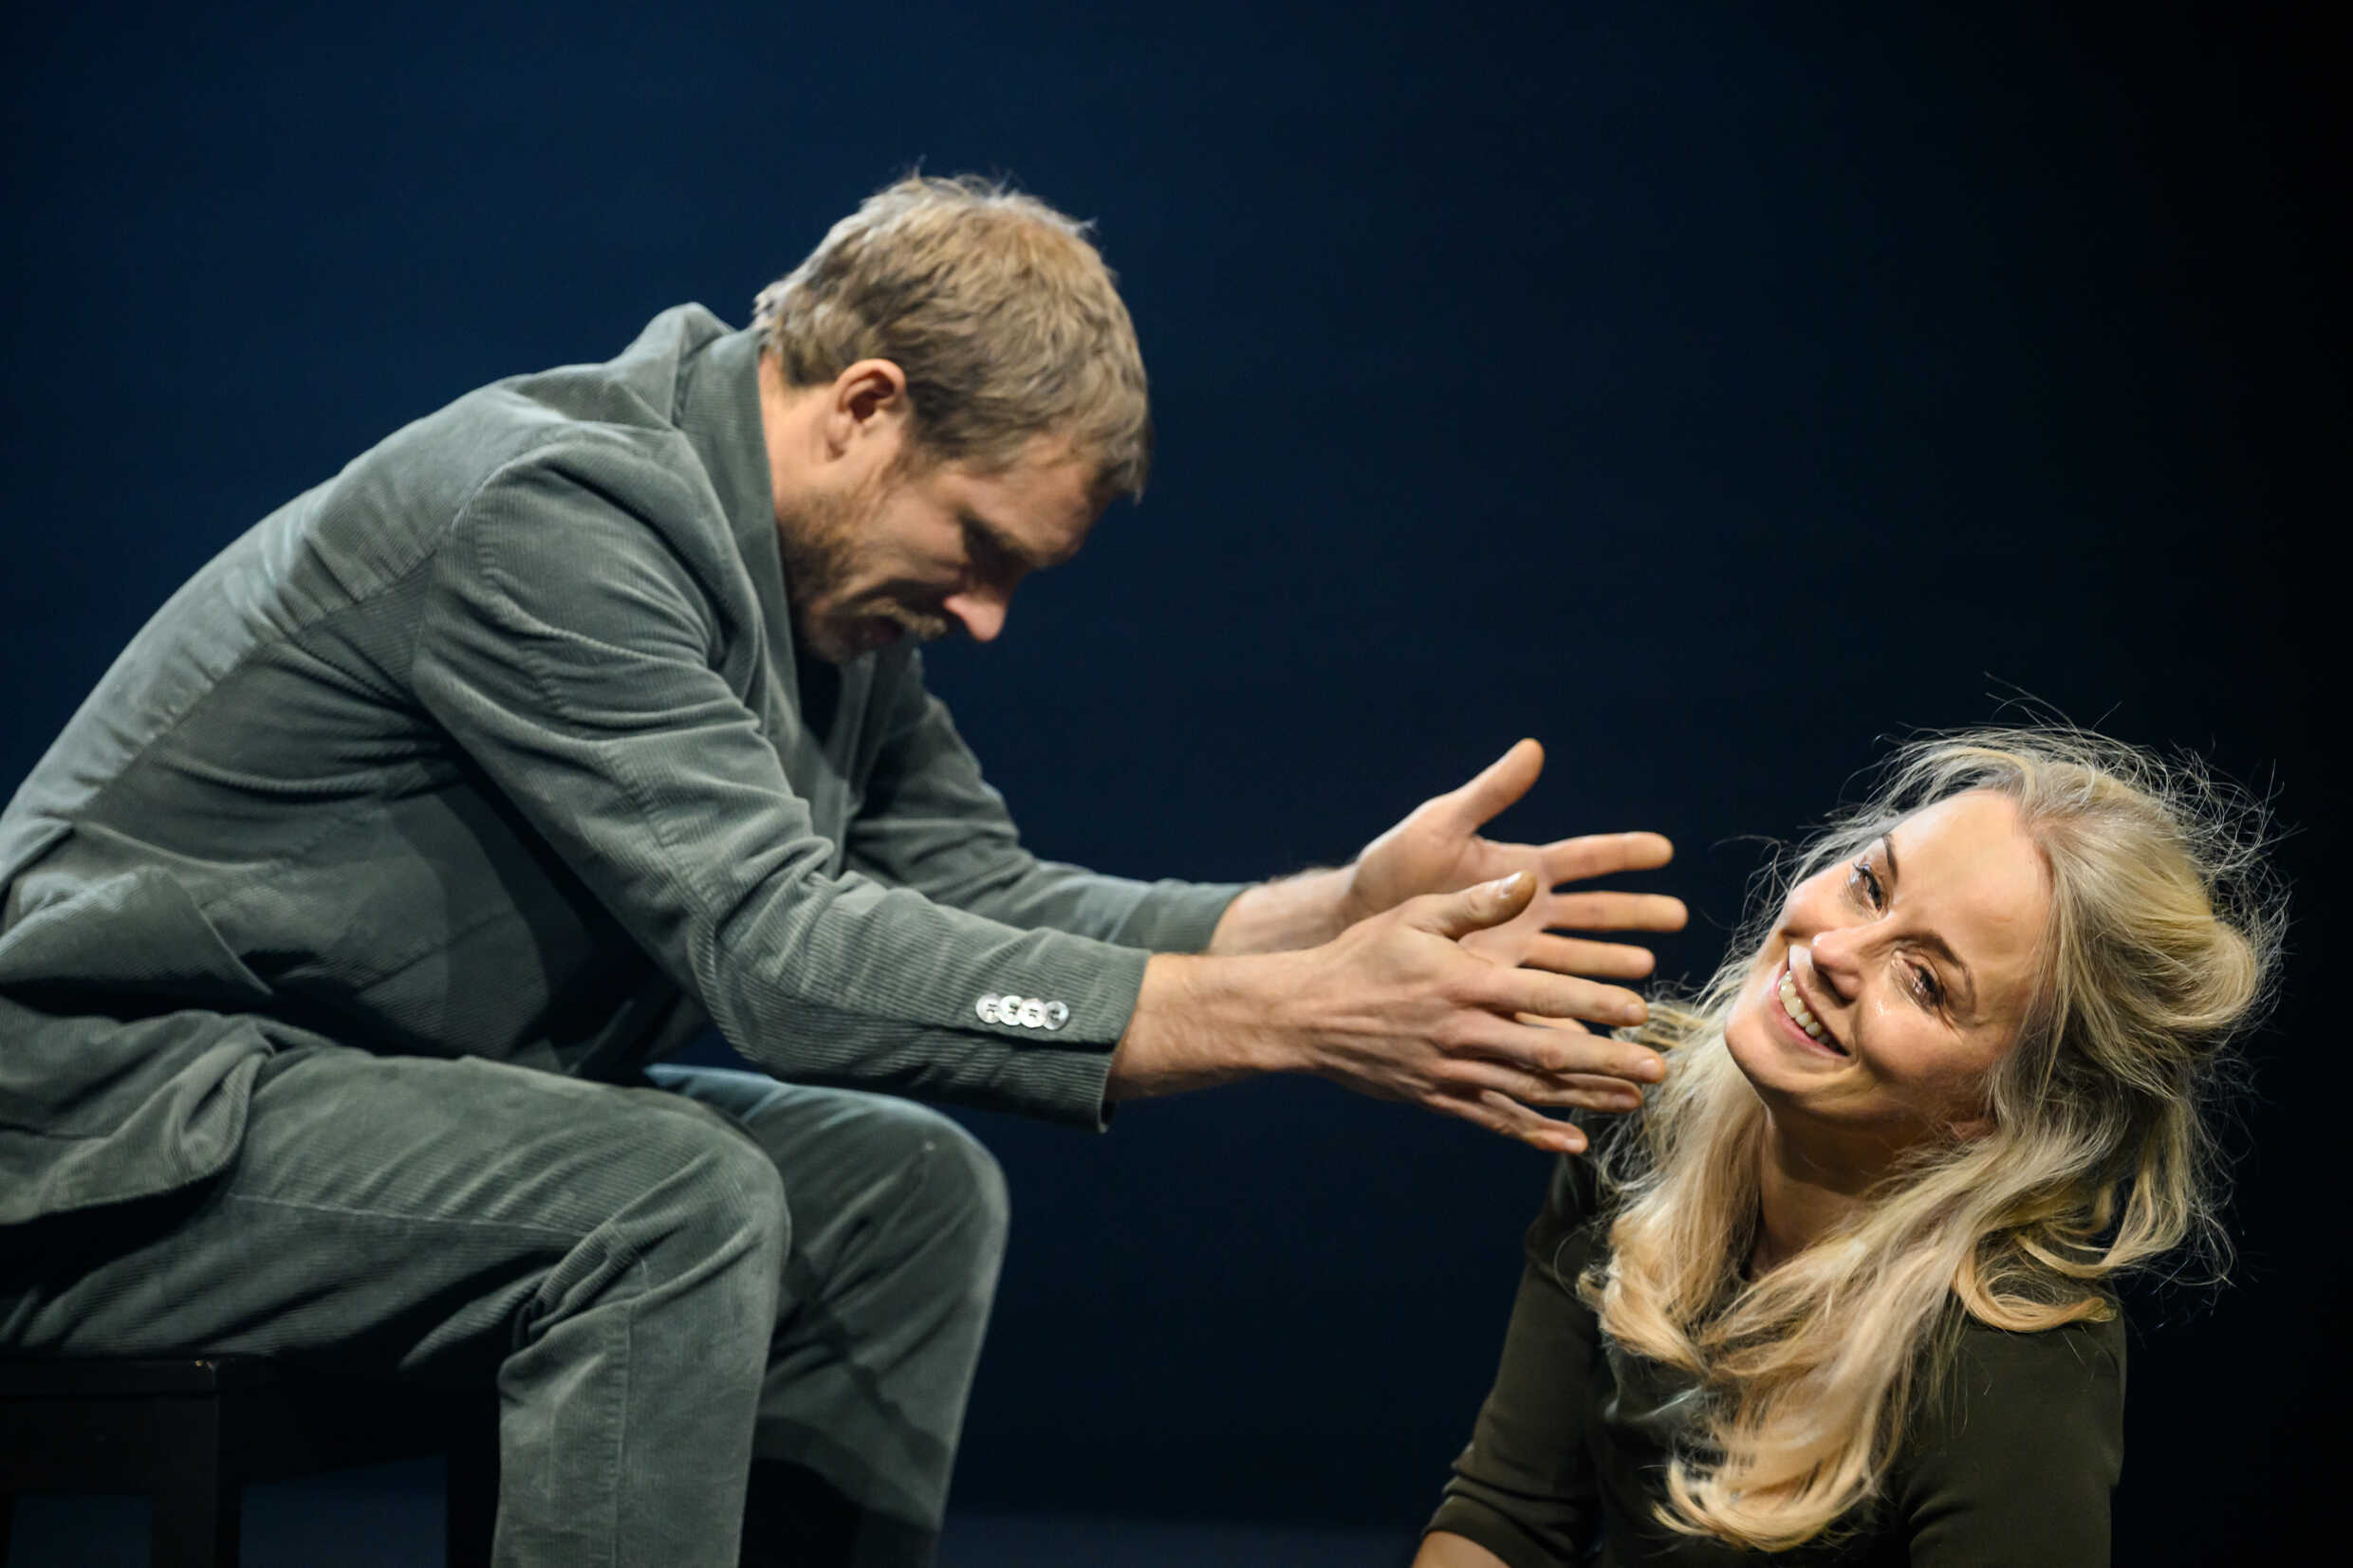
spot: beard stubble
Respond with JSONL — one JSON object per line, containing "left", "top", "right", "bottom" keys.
{"left": 774, "top": 470, "right": 952, "bottom": 663}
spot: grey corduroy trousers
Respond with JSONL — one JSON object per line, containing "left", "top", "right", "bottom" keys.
{"left": 0, "top": 1045, "right": 1010, "bottom": 1568}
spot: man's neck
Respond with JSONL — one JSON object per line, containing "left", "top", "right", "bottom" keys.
{"left": 755, "top": 349, "right": 811, "bottom": 526}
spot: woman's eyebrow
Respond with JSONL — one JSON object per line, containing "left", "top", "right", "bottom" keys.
{"left": 1880, "top": 832, "right": 1981, "bottom": 1017}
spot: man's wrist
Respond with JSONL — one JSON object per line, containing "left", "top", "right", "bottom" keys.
{"left": 1202, "top": 866, "right": 1361, "bottom": 955}
{"left": 1105, "top": 950, "right": 1306, "bottom": 1100}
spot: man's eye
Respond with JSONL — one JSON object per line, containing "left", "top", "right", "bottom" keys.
{"left": 964, "top": 530, "right": 1023, "bottom": 584}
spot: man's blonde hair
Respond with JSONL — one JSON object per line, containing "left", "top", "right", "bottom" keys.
{"left": 752, "top": 175, "right": 1150, "bottom": 501}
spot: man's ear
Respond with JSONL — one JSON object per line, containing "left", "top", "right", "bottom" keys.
{"left": 824, "top": 359, "right": 911, "bottom": 457}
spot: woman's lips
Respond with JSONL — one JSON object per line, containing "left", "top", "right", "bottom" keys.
{"left": 1772, "top": 958, "right": 1847, "bottom": 1058}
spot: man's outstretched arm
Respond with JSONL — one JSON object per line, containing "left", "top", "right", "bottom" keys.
{"left": 851, "top": 681, "right": 1686, "bottom": 989}
{"left": 416, "top": 448, "right": 1669, "bottom": 1143}
{"left": 1204, "top": 739, "right": 1686, "bottom": 968}
{"left": 1111, "top": 871, "right": 1668, "bottom": 1153}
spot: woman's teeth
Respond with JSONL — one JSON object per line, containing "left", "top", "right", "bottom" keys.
{"left": 1778, "top": 971, "right": 1838, "bottom": 1050}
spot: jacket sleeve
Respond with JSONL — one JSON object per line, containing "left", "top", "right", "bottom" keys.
{"left": 1424, "top": 1155, "right": 1605, "bottom": 1568}
{"left": 1898, "top": 1314, "right": 2126, "bottom": 1566}
{"left": 409, "top": 436, "right": 1147, "bottom": 1126}
{"left": 845, "top": 655, "right": 1244, "bottom": 952}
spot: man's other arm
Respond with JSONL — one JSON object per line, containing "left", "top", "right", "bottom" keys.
{"left": 843, "top": 664, "right": 1245, "bottom": 952}
{"left": 849, "top": 695, "right": 1682, "bottom": 983}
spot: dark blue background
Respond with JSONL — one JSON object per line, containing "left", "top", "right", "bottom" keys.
{"left": 4, "top": 2, "right": 2339, "bottom": 1559}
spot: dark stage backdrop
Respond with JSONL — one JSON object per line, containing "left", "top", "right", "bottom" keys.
{"left": 4, "top": 2, "right": 2340, "bottom": 1559}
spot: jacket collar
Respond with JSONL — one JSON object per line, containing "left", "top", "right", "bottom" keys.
{"left": 672, "top": 321, "right": 780, "bottom": 573}
{"left": 667, "top": 311, "right": 902, "bottom": 703}
{"left": 672, "top": 320, "right": 819, "bottom": 698}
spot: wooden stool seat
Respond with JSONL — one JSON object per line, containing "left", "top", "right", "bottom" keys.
{"left": 0, "top": 1356, "right": 496, "bottom": 1567}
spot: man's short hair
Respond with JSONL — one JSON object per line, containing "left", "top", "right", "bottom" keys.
{"left": 752, "top": 175, "right": 1151, "bottom": 502}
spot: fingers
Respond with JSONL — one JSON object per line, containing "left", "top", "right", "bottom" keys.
{"left": 1540, "top": 890, "right": 1688, "bottom": 933}
{"left": 1402, "top": 870, "right": 1537, "bottom": 940}
{"left": 1514, "top": 932, "right": 1658, "bottom": 980}
{"left": 1443, "top": 739, "right": 1545, "bottom": 831}
{"left": 1535, "top": 830, "right": 1675, "bottom": 883}
{"left": 1479, "top": 966, "right": 1651, "bottom": 1034}
{"left": 1433, "top": 1088, "right": 1586, "bottom": 1154}
{"left": 1452, "top": 1005, "right": 1669, "bottom": 1084}
{"left": 1434, "top": 1056, "right": 1648, "bottom": 1114}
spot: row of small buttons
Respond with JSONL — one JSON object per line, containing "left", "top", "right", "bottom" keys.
{"left": 976, "top": 994, "right": 1070, "bottom": 1030}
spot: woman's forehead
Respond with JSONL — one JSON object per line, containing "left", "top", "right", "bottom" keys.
{"left": 1885, "top": 792, "right": 2052, "bottom": 981}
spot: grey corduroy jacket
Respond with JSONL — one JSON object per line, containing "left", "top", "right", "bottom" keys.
{"left": 0, "top": 305, "right": 1242, "bottom": 1226}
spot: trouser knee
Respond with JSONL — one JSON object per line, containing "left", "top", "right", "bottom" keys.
{"left": 890, "top": 1107, "right": 1010, "bottom": 1287}
{"left": 536, "top": 1107, "right": 792, "bottom": 1348}
{"left": 658, "top": 1115, "right": 794, "bottom": 1290}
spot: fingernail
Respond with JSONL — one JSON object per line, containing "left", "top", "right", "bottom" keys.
{"left": 1621, "top": 1001, "right": 1647, "bottom": 1025}
{"left": 1638, "top": 1057, "right": 1665, "bottom": 1081}
{"left": 1488, "top": 871, "right": 1526, "bottom": 898}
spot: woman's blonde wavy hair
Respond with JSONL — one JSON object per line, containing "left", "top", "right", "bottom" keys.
{"left": 1583, "top": 727, "right": 2283, "bottom": 1550}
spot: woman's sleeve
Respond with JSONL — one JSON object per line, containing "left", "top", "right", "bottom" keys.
{"left": 1422, "top": 1156, "right": 1605, "bottom": 1568}
{"left": 1899, "top": 1314, "right": 2126, "bottom": 1566}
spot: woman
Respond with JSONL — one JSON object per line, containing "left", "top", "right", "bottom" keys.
{"left": 1417, "top": 729, "right": 2281, "bottom": 1565}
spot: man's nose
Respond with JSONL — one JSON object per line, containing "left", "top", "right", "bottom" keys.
{"left": 943, "top": 589, "right": 1008, "bottom": 643}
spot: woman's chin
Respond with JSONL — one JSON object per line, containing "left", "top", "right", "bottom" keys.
{"left": 1724, "top": 993, "right": 1826, "bottom": 1103}
{"left": 1721, "top": 999, "right": 1778, "bottom": 1087}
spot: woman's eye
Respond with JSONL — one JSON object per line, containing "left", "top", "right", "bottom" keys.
{"left": 1847, "top": 860, "right": 1884, "bottom": 908}
{"left": 1910, "top": 965, "right": 1944, "bottom": 1006}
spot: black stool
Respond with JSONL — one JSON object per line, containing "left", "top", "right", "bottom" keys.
{"left": 0, "top": 1357, "right": 497, "bottom": 1567}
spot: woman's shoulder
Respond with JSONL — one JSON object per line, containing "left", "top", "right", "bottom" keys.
{"left": 1942, "top": 1303, "right": 2127, "bottom": 1397}
{"left": 1524, "top": 1150, "right": 1609, "bottom": 1272}
{"left": 1875, "top": 1307, "right": 2127, "bottom": 1561}
{"left": 1894, "top": 1304, "right": 2128, "bottom": 1522}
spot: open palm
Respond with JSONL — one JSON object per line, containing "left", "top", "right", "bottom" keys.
{"left": 1348, "top": 740, "right": 1687, "bottom": 980}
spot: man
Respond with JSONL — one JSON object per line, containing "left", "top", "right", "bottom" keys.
{"left": 0, "top": 176, "right": 1683, "bottom": 1566}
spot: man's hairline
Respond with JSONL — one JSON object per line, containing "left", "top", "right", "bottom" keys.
{"left": 760, "top": 341, "right": 1141, "bottom": 508}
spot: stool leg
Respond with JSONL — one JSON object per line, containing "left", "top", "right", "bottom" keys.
{"left": 149, "top": 1396, "right": 238, "bottom": 1568}
{"left": 444, "top": 1398, "right": 499, "bottom": 1568}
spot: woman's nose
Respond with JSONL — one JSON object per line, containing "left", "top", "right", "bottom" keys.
{"left": 1807, "top": 927, "right": 1864, "bottom": 998}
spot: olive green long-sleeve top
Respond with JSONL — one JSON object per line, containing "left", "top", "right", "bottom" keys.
{"left": 1427, "top": 1157, "right": 2126, "bottom": 1566}
{"left": 0, "top": 305, "right": 1243, "bottom": 1225}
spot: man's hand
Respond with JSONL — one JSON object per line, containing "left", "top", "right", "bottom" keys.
{"left": 1344, "top": 739, "right": 1687, "bottom": 974}
{"left": 1109, "top": 872, "right": 1669, "bottom": 1153}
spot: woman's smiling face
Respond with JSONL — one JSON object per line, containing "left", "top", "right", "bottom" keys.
{"left": 1724, "top": 790, "right": 2054, "bottom": 1148}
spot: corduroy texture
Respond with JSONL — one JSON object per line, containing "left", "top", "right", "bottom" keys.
{"left": 0, "top": 1045, "right": 1011, "bottom": 1567}
{"left": 0, "top": 304, "right": 1244, "bottom": 1224}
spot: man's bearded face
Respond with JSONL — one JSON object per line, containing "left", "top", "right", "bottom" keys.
{"left": 775, "top": 462, "right": 956, "bottom": 664}
{"left": 772, "top": 442, "right": 1102, "bottom": 666}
